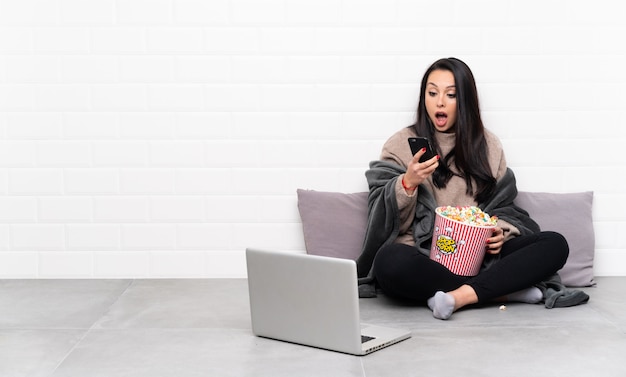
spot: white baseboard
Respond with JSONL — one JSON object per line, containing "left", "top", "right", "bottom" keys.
{"left": 593, "top": 249, "right": 626, "bottom": 276}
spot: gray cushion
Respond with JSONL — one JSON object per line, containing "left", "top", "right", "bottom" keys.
{"left": 514, "top": 191, "right": 595, "bottom": 287}
{"left": 297, "top": 189, "right": 595, "bottom": 287}
{"left": 297, "top": 189, "right": 368, "bottom": 261}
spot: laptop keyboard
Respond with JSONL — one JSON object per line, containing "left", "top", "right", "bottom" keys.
{"left": 361, "top": 335, "right": 375, "bottom": 343}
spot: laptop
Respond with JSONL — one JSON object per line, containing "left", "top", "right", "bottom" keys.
{"left": 245, "top": 248, "right": 411, "bottom": 355}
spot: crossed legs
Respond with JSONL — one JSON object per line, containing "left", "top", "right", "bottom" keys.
{"left": 373, "top": 231, "right": 568, "bottom": 320}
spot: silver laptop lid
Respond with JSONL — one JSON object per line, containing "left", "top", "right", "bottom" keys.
{"left": 246, "top": 248, "right": 363, "bottom": 354}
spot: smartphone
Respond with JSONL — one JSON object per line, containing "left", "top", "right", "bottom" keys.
{"left": 408, "top": 137, "right": 435, "bottom": 163}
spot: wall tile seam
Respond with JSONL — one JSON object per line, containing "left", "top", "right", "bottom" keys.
{"left": 7, "top": 24, "right": 623, "bottom": 29}
{"left": 3, "top": 220, "right": 305, "bottom": 226}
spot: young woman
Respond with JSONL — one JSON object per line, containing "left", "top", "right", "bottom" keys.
{"left": 356, "top": 57, "right": 570, "bottom": 320}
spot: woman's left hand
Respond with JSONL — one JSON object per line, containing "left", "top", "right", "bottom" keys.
{"left": 486, "top": 226, "right": 504, "bottom": 254}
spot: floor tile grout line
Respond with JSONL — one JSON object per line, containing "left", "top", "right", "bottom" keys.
{"left": 586, "top": 302, "right": 626, "bottom": 334}
{"left": 88, "top": 279, "right": 137, "bottom": 330}
{"left": 48, "top": 279, "right": 136, "bottom": 376}
{"left": 360, "top": 358, "right": 367, "bottom": 377}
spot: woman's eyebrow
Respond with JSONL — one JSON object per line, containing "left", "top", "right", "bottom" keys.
{"left": 427, "top": 82, "right": 455, "bottom": 89}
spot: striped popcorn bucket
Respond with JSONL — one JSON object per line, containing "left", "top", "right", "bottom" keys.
{"left": 429, "top": 209, "right": 495, "bottom": 276}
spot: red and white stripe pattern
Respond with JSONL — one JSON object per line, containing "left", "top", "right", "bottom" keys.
{"left": 429, "top": 213, "right": 494, "bottom": 276}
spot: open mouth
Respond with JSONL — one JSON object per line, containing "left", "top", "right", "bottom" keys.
{"left": 435, "top": 112, "right": 448, "bottom": 126}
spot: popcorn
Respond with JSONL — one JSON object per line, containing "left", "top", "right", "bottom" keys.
{"left": 435, "top": 206, "right": 498, "bottom": 227}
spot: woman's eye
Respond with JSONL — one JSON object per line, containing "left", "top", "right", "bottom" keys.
{"left": 428, "top": 91, "right": 437, "bottom": 97}
{"left": 447, "top": 93, "right": 456, "bottom": 99}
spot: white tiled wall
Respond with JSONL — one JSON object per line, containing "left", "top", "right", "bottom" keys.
{"left": 1, "top": 0, "right": 625, "bottom": 278}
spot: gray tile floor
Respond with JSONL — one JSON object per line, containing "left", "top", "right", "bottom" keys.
{"left": 1, "top": 277, "right": 624, "bottom": 377}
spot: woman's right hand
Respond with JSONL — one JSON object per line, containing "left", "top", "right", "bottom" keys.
{"left": 403, "top": 148, "right": 439, "bottom": 190}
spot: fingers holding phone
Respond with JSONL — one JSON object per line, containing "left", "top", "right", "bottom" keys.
{"left": 404, "top": 137, "right": 439, "bottom": 189}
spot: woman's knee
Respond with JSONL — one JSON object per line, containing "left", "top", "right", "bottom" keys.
{"left": 542, "top": 231, "right": 569, "bottom": 266}
{"left": 373, "top": 243, "right": 411, "bottom": 279}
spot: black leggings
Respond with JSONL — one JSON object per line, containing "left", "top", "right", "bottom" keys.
{"left": 372, "top": 231, "right": 569, "bottom": 303}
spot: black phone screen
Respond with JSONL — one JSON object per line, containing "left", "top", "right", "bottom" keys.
{"left": 408, "top": 137, "right": 435, "bottom": 163}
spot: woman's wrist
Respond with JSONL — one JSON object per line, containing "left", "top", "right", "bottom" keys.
{"left": 401, "top": 175, "right": 417, "bottom": 192}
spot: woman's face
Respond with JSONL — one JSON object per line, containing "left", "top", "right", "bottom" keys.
{"left": 425, "top": 69, "right": 457, "bottom": 133}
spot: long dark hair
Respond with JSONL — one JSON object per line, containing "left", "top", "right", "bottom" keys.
{"left": 412, "top": 57, "right": 496, "bottom": 203}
